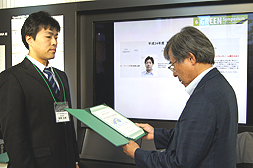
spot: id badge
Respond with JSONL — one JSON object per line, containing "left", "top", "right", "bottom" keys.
{"left": 54, "top": 102, "right": 70, "bottom": 123}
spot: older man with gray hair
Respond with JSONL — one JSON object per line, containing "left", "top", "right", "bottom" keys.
{"left": 123, "top": 26, "right": 238, "bottom": 168}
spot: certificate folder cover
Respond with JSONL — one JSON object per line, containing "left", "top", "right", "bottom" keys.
{"left": 0, "top": 152, "right": 8, "bottom": 168}
{"left": 65, "top": 105, "right": 146, "bottom": 147}
{"left": 0, "top": 152, "right": 8, "bottom": 163}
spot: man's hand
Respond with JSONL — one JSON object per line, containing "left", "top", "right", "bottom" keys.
{"left": 136, "top": 123, "right": 154, "bottom": 140}
{"left": 122, "top": 123, "right": 154, "bottom": 158}
{"left": 122, "top": 140, "right": 140, "bottom": 158}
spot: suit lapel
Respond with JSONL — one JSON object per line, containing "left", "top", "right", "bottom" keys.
{"left": 54, "top": 69, "right": 65, "bottom": 102}
{"left": 178, "top": 68, "right": 220, "bottom": 122}
{"left": 22, "top": 58, "right": 60, "bottom": 101}
{"left": 193, "top": 68, "right": 219, "bottom": 94}
{"left": 22, "top": 58, "right": 48, "bottom": 88}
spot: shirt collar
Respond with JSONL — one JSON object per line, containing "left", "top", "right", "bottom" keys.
{"left": 145, "top": 71, "right": 153, "bottom": 75}
{"left": 26, "top": 55, "right": 52, "bottom": 72}
{"left": 185, "top": 66, "right": 214, "bottom": 95}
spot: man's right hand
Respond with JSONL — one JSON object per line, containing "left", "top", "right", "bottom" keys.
{"left": 136, "top": 123, "right": 154, "bottom": 140}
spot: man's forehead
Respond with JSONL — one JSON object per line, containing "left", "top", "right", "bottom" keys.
{"left": 40, "top": 27, "right": 58, "bottom": 35}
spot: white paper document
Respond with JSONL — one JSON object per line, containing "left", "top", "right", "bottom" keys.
{"left": 90, "top": 105, "right": 144, "bottom": 139}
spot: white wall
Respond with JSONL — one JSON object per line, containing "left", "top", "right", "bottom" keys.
{"left": 0, "top": 0, "right": 93, "bottom": 9}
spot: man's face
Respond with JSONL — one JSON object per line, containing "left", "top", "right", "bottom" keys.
{"left": 168, "top": 49, "right": 194, "bottom": 87}
{"left": 145, "top": 59, "right": 153, "bottom": 71}
{"left": 28, "top": 27, "right": 58, "bottom": 65}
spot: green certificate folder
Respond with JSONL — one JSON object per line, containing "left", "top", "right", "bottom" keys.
{"left": 0, "top": 152, "right": 8, "bottom": 163}
{"left": 65, "top": 105, "right": 146, "bottom": 147}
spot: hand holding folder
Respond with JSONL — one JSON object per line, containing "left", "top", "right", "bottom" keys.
{"left": 65, "top": 104, "right": 146, "bottom": 147}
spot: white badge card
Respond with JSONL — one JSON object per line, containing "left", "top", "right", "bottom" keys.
{"left": 54, "top": 102, "right": 70, "bottom": 123}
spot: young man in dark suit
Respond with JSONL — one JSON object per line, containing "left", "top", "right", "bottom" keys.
{"left": 0, "top": 11, "right": 79, "bottom": 168}
{"left": 123, "top": 26, "right": 238, "bottom": 168}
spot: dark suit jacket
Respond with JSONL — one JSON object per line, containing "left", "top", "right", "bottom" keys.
{"left": 0, "top": 58, "right": 79, "bottom": 168}
{"left": 135, "top": 68, "right": 238, "bottom": 168}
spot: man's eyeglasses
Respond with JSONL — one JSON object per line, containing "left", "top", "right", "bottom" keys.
{"left": 168, "top": 60, "right": 177, "bottom": 72}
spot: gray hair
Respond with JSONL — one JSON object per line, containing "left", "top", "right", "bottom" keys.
{"left": 164, "top": 26, "right": 215, "bottom": 64}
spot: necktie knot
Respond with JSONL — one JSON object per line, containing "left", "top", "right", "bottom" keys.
{"left": 43, "top": 67, "right": 53, "bottom": 75}
{"left": 43, "top": 67, "right": 60, "bottom": 98}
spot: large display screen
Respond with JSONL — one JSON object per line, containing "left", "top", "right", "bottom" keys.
{"left": 94, "top": 13, "right": 253, "bottom": 124}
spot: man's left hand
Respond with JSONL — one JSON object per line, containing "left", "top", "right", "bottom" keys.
{"left": 122, "top": 140, "right": 140, "bottom": 158}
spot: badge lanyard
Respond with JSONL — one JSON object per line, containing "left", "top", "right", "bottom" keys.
{"left": 25, "top": 56, "right": 66, "bottom": 105}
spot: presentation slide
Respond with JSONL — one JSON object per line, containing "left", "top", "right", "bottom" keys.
{"left": 114, "top": 15, "right": 248, "bottom": 123}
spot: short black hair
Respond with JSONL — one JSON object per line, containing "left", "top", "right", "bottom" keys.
{"left": 21, "top": 11, "right": 60, "bottom": 50}
{"left": 145, "top": 56, "right": 154, "bottom": 64}
{"left": 164, "top": 26, "right": 215, "bottom": 64}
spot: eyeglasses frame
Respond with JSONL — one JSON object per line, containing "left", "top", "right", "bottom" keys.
{"left": 168, "top": 60, "right": 178, "bottom": 72}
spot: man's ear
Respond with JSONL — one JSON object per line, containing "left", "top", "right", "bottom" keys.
{"left": 187, "top": 52, "right": 197, "bottom": 65}
{"left": 26, "top": 35, "right": 34, "bottom": 48}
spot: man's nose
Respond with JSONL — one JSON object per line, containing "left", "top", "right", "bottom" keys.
{"left": 51, "top": 37, "right": 57, "bottom": 45}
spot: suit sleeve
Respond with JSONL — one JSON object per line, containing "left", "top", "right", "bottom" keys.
{"left": 135, "top": 96, "right": 216, "bottom": 168}
{"left": 153, "top": 128, "right": 174, "bottom": 150}
{"left": 0, "top": 71, "right": 37, "bottom": 167}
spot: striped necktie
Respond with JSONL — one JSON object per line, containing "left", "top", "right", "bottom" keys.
{"left": 43, "top": 67, "right": 60, "bottom": 98}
